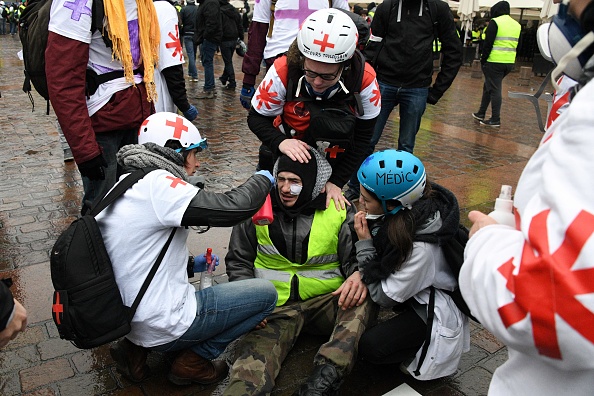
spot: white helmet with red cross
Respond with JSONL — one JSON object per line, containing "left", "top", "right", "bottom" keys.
{"left": 138, "top": 112, "right": 207, "bottom": 152}
{"left": 297, "top": 8, "right": 358, "bottom": 64}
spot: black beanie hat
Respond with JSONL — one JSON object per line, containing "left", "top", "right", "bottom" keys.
{"left": 276, "top": 155, "right": 318, "bottom": 205}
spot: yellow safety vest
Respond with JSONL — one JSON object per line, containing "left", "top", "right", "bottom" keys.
{"left": 487, "top": 15, "right": 521, "bottom": 64}
{"left": 254, "top": 203, "right": 346, "bottom": 306}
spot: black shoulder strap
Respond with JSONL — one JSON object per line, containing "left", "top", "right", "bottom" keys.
{"left": 90, "top": 167, "right": 157, "bottom": 216}
{"left": 128, "top": 227, "right": 177, "bottom": 320}
{"left": 351, "top": 50, "right": 365, "bottom": 116}
{"left": 413, "top": 286, "right": 435, "bottom": 377}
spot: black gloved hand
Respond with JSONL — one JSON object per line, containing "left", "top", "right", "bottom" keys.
{"left": 78, "top": 154, "right": 107, "bottom": 180}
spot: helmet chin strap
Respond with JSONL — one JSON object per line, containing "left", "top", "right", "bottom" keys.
{"left": 297, "top": 76, "right": 347, "bottom": 100}
{"left": 552, "top": 31, "right": 594, "bottom": 90}
{"left": 382, "top": 201, "right": 404, "bottom": 215}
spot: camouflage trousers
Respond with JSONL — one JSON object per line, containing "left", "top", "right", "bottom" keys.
{"left": 224, "top": 293, "right": 377, "bottom": 396}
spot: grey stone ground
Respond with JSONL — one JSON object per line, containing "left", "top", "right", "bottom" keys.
{"left": 0, "top": 33, "right": 549, "bottom": 395}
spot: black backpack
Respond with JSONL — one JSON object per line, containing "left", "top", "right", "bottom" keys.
{"left": 18, "top": 0, "right": 106, "bottom": 113}
{"left": 50, "top": 167, "right": 176, "bottom": 349}
{"left": 335, "top": 8, "right": 370, "bottom": 51}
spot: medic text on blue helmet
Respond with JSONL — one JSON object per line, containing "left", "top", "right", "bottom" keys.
{"left": 376, "top": 171, "right": 415, "bottom": 186}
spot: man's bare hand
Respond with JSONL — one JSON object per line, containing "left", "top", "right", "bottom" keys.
{"left": 332, "top": 271, "right": 368, "bottom": 310}
{"left": 278, "top": 139, "right": 311, "bottom": 163}
{"left": 0, "top": 299, "right": 27, "bottom": 349}
{"left": 323, "top": 182, "right": 351, "bottom": 211}
{"left": 468, "top": 210, "right": 498, "bottom": 238}
{"left": 254, "top": 318, "right": 268, "bottom": 330}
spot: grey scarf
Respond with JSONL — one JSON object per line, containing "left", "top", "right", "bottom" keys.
{"left": 117, "top": 143, "right": 189, "bottom": 182}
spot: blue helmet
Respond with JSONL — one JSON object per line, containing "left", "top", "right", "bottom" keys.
{"left": 357, "top": 150, "right": 426, "bottom": 214}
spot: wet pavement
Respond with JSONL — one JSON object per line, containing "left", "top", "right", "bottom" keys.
{"left": 1, "top": 33, "right": 549, "bottom": 395}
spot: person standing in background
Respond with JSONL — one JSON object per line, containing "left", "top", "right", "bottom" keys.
{"left": 471, "top": 1, "right": 520, "bottom": 128}
{"left": 0, "top": 1, "right": 7, "bottom": 36}
{"left": 46, "top": 0, "right": 159, "bottom": 211}
{"left": 180, "top": 0, "right": 199, "bottom": 82}
{"left": 343, "top": 0, "right": 462, "bottom": 202}
{"left": 154, "top": 0, "right": 199, "bottom": 119}
{"left": 195, "top": 0, "right": 222, "bottom": 99}
{"left": 218, "top": 0, "right": 243, "bottom": 90}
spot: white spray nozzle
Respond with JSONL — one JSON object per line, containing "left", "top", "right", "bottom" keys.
{"left": 499, "top": 185, "right": 512, "bottom": 201}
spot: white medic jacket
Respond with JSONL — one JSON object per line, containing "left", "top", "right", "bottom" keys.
{"left": 460, "top": 79, "right": 594, "bottom": 395}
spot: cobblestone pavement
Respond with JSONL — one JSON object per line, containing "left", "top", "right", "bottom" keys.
{"left": 1, "top": 33, "right": 549, "bottom": 395}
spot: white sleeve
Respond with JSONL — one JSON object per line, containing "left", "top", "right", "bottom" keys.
{"left": 331, "top": 0, "right": 350, "bottom": 11}
{"left": 358, "top": 73, "right": 381, "bottom": 120}
{"left": 49, "top": 0, "right": 93, "bottom": 43}
{"left": 251, "top": 63, "right": 286, "bottom": 117}
{"left": 155, "top": 1, "right": 185, "bottom": 71}
{"left": 252, "top": 0, "right": 271, "bottom": 24}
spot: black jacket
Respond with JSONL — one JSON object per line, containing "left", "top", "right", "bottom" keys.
{"left": 220, "top": 0, "right": 243, "bottom": 42}
{"left": 195, "top": 0, "right": 222, "bottom": 45}
{"left": 367, "top": 0, "right": 462, "bottom": 101}
{"left": 180, "top": 3, "right": 198, "bottom": 36}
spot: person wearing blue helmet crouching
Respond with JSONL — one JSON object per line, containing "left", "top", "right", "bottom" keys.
{"left": 353, "top": 149, "right": 469, "bottom": 380}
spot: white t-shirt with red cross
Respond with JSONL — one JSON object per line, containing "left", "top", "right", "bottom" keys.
{"left": 253, "top": 0, "right": 349, "bottom": 60}
{"left": 153, "top": 0, "right": 185, "bottom": 113}
{"left": 48, "top": 0, "right": 146, "bottom": 116}
{"left": 460, "top": 80, "right": 594, "bottom": 394}
{"left": 96, "top": 170, "right": 199, "bottom": 347}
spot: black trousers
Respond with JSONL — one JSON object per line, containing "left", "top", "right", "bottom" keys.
{"left": 358, "top": 309, "right": 426, "bottom": 365}
{"left": 478, "top": 62, "right": 514, "bottom": 122}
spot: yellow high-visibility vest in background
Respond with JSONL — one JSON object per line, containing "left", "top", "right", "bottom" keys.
{"left": 487, "top": 15, "right": 521, "bottom": 63}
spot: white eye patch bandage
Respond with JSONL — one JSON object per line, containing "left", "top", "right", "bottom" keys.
{"left": 290, "top": 184, "right": 303, "bottom": 196}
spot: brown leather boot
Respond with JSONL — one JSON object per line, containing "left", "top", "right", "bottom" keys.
{"left": 168, "top": 349, "right": 229, "bottom": 386}
{"left": 109, "top": 338, "right": 150, "bottom": 382}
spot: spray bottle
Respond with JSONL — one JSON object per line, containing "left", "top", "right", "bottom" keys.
{"left": 199, "top": 248, "right": 215, "bottom": 290}
{"left": 488, "top": 185, "right": 515, "bottom": 227}
{"left": 252, "top": 194, "right": 274, "bottom": 225}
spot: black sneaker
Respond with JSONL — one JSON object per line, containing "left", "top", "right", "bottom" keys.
{"left": 480, "top": 119, "right": 501, "bottom": 127}
{"left": 225, "top": 84, "right": 237, "bottom": 90}
{"left": 218, "top": 77, "right": 227, "bottom": 86}
{"left": 472, "top": 112, "right": 485, "bottom": 121}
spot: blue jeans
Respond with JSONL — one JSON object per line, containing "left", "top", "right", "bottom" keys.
{"left": 200, "top": 39, "right": 217, "bottom": 91}
{"left": 81, "top": 128, "right": 137, "bottom": 210}
{"left": 0, "top": 19, "right": 6, "bottom": 35}
{"left": 184, "top": 35, "right": 198, "bottom": 79}
{"left": 220, "top": 40, "right": 237, "bottom": 87}
{"left": 151, "top": 279, "right": 277, "bottom": 360}
{"left": 10, "top": 20, "right": 17, "bottom": 34}
{"left": 348, "top": 83, "right": 428, "bottom": 191}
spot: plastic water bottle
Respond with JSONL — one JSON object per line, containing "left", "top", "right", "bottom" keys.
{"left": 252, "top": 194, "right": 274, "bottom": 225}
{"left": 488, "top": 185, "right": 515, "bottom": 227}
{"left": 199, "top": 248, "right": 214, "bottom": 290}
